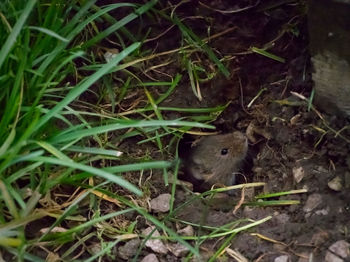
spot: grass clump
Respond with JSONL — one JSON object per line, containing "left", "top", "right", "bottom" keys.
{"left": 0, "top": 1, "right": 269, "bottom": 260}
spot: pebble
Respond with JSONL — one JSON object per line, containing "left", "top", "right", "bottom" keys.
{"left": 141, "top": 253, "right": 159, "bottom": 262}
{"left": 325, "top": 240, "right": 350, "bottom": 262}
{"left": 274, "top": 255, "right": 290, "bottom": 262}
{"left": 150, "top": 194, "right": 171, "bottom": 213}
{"left": 303, "top": 193, "right": 322, "bottom": 213}
{"left": 177, "top": 225, "right": 194, "bottom": 237}
{"left": 167, "top": 242, "right": 189, "bottom": 257}
{"left": 142, "top": 227, "right": 168, "bottom": 254}
{"left": 118, "top": 238, "right": 140, "bottom": 260}
{"left": 328, "top": 176, "right": 343, "bottom": 191}
{"left": 293, "top": 166, "right": 305, "bottom": 183}
{"left": 314, "top": 206, "right": 329, "bottom": 216}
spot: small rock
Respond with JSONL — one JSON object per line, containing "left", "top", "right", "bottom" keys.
{"left": 328, "top": 176, "right": 343, "bottom": 191}
{"left": 150, "top": 194, "right": 171, "bottom": 213}
{"left": 143, "top": 227, "right": 168, "bottom": 254}
{"left": 325, "top": 240, "right": 350, "bottom": 262}
{"left": 118, "top": 238, "right": 141, "bottom": 260}
{"left": 177, "top": 225, "right": 194, "bottom": 237}
{"left": 141, "top": 253, "right": 159, "bottom": 262}
{"left": 303, "top": 193, "right": 322, "bottom": 213}
{"left": 315, "top": 207, "right": 330, "bottom": 216}
{"left": 167, "top": 243, "right": 189, "bottom": 257}
{"left": 103, "top": 49, "right": 119, "bottom": 62}
{"left": 274, "top": 255, "right": 290, "bottom": 262}
{"left": 325, "top": 252, "right": 344, "bottom": 262}
{"left": 293, "top": 166, "right": 305, "bottom": 183}
{"left": 290, "top": 113, "right": 302, "bottom": 125}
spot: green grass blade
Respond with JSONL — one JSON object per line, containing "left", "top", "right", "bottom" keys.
{"left": 34, "top": 141, "right": 72, "bottom": 162}
{"left": 63, "top": 146, "right": 123, "bottom": 157}
{"left": 0, "top": 0, "right": 37, "bottom": 68}
{"left": 28, "top": 26, "right": 68, "bottom": 42}
{"left": 34, "top": 42, "right": 140, "bottom": 133}
{"left": 48, "top": 119, "right": 214, "bottom": 144}
{"left": 28, "top": 156, "right": 142, "bottom": 195}
{"left": 172, "top": 15, "right": 230, "bottom": 78}
{"left": 82, "top": 0, "right": 158, "bottom": 48}
{"left": 62, "top": 161, "right": 173, "bottom": 183}
{"left": 0, "top": 129, "right": 16, "bottom": 158}
{"left": 251, "top": 47, "right": 285, "bottom": 63}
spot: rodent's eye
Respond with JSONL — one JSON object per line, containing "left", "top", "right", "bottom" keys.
{"left": 221, "top": 148, "right": 228, "bottom": 155}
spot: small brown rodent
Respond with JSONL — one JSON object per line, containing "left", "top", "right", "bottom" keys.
{"left": 183, "top": 131, "right": 248, "bottom": 191}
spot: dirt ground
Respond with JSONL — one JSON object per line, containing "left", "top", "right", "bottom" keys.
{"left": 105, "top": 1, "right": 350, "bottom": 261}
{"left": 122, "top": 1, "right": 350, "bottom": 261}
{"left": 31, "top": 1, "right": 350, "bottom": 261}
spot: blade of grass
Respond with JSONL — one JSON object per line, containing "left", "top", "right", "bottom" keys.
{"left": 34, "top": 42, "right": 141, "bottom": 133}
{"left": 34, "top": 141, "right": 72, "bottom": 162}
{"left": 27, "top": 26, "right": 68, "bottom": 42}
{"left": 256, "top": 189, "right": 308, "bottom": 199}
{"left": 0, "top": 181, "right": 19, "bottom": 219}
{"left": 63, "top": 146, "right": 123, "bottom": 157}
{"left": 0, "top": 110, "right": 40, "bottom": 174}
{"left": 251, "top": 47, "right": 285, "bottom": 63}
{"left": 246, "top": 200, "right": 300, "bottom": 206}
{"left": 0, "top": 0, "right": 37, "bottom": 68}
{"left": 82, "top": 0, "right": 158, "bottom": 48}
{"left": 48, "top": 119, "right": 214, "bottom": 144}
{"left": 60, "top": 161, "right": 173, "bottom": 183}
{"left": 117, "top": 103, "right": 230, "bottom": 116}
{"left": 46, "top": 208, "right": 135, "bottom": 242}
{"left": 172, "top": 15, "right": 230, "bottom": 78}
{"left": 28, "top": 156, "right": 142, "bottom": 195}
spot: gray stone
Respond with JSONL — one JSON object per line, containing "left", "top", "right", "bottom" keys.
{"left": 303, "top": 193, "right": 322, "bottom": 213}
{"left": 118, "top": 238, "right": 141, "bottom": 260}
{"left": 141, "top": 253, "right": 159, "bottom": 262}
{"left": 150, "top": 194, "right": 171, "bottom": 213}
{"left": 143, "top": 227, "right": 168, "bottom": 254}
{"left": 274, "top": 255, "right": 290, "bottom": 262}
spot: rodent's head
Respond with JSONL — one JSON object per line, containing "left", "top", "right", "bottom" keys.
{"left": 190, "top": 131, "right": 248, "bottom": 184}
{"left": 189, "top": 131, "right": 248, "bottom": 185}
{"left": 192, "top": 131, "right": 247, "bottom": 162}
{"left": 207, "top": 131, "right": 247, "bottom": 161}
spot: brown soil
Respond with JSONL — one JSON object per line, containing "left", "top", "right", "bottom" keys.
{"left": 135, "top": 1, "right": 350, "bottom": 261}
{"left": 106, "top": 1, "right": 350, "bottom": 261}
{"left": 30, "top": 1, "right": 350, "bottom": 261}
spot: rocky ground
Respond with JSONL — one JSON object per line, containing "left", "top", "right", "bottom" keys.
{"left": 123, "top": 1, "right": 350, "bottom": 261}
{"left": 34, "top": 1, "right": 350, "bottom": 261}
